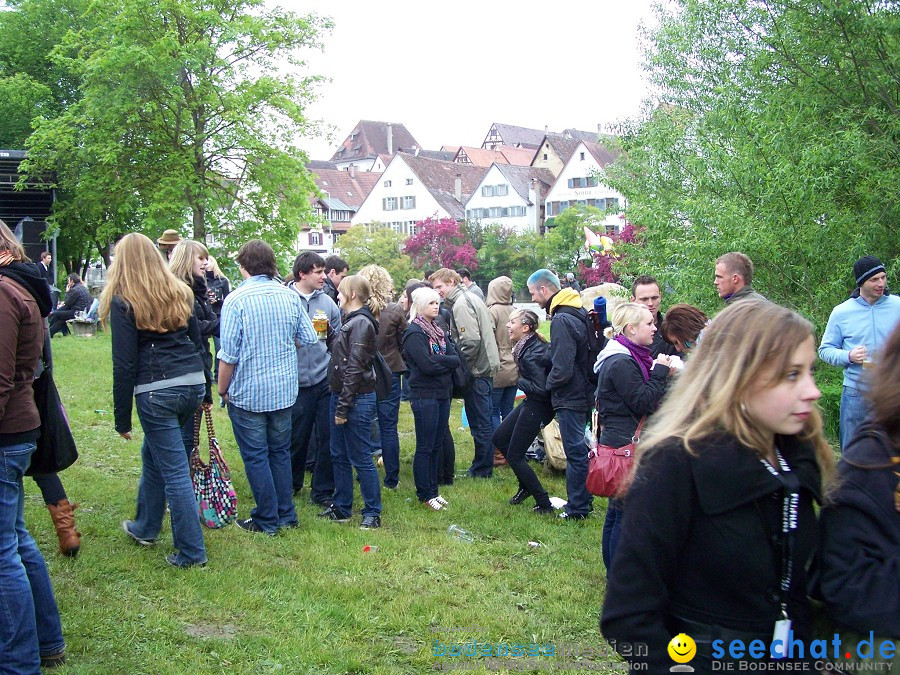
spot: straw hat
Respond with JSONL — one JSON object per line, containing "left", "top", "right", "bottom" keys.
{"left": 156, "top": 229, "right": 182, "bottom": 246}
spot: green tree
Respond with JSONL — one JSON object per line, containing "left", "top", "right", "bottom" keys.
{"left": 23, "top": 0, "right": 331, "bottom": 259}
{"left": 607, "top": 0, "right": 899, "bottom": 325}
{"left": 337, "top": 225, "right": 418, "bottom": 294}
{"left": 538, "top": 205, "right": 605, "bottom": 276}
{"left": 476, "top": 225, "right": 543, "bottom": 294}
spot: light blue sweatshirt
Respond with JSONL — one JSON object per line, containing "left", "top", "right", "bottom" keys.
{"left": 818, "top": 293, "right": 900, "bottom": 390}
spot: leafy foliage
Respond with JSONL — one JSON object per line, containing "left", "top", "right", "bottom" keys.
{"left": 475, "top": 224, "right": 543, "bottom": 294}
{"left": 403, "top": 217, "right": 478, "bottom": 273}
{"left": 337, "top": 225, "right": 418, "bottom": 293}
{"left": 607, "top": 0, "right": 899, "bottom": 326}
{"left": 579, "top": 222, "right": 638, "bottom": 286}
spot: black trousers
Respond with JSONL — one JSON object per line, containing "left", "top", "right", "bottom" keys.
{"left": 49, "top": 310, "right": 77, "bottom": 336}
{"left": 492, "top": 398, "right": 554, "bottom": 508}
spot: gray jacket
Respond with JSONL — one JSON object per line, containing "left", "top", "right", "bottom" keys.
{"left": 288, "top": 283, "right": 342, "bottom": 388}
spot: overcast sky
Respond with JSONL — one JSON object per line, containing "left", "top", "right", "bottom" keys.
{"left": 283, "top": 1, "right": 660, "bottom": 161}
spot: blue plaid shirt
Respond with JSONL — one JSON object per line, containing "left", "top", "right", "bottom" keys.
{"left": 218, "top": 275, "right": 317, "bottom": 412}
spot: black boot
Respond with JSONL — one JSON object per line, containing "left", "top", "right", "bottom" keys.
{"left": 509, "top": 487, "right": 533, "bottom": 505}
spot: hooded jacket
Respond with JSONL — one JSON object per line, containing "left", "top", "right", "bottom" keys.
{"left": 546, "top": 288, "right": 591, "bottom": 411}
{"left": 443, "top": 284, "right": 500, "bottom": 379}
{"left": 0, "top": 263, "right": 48, "bottom": 440}
{"left": 328, "top": 306, "right": 377, "bottom": 418}
{"left": 401, "top": 321, "right": 460, "bottom": 400}
{"left": 486, "top": 276, "right": 518, "bottom": 388}
{"left": 288, "top": 282, "right": 341, "bottom": 388}
{"left": 724, "top": 284, "right": 767, "bottom": 305}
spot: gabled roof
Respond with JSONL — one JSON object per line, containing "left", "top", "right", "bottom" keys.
{"left": 493, "top": 164, "right": 556, "bottom": 204}
{"left": 583, "top": 141, "right": 620, "bottom": 168}
{"left": 486, "top": 123, "right": 546, "bottom": 149}
{"left": 329, "top": 120, "right": 420, "bottom": 163}
{"left": 539, "top": 133, "right": 582, "bottom": 165}
{"left": 308, "top": 168, "right": 382, "bottom": 211}
{"left": 400, "top": 148, "right": 456, "bottom": 162}
{"left": 455, "top": 145, "right": 535, "bottom": 167}
{"left": 306, "top": 159, "right": 337, "bottom": 170}
{"left": 560, "top": 128, "right": 600, "bottom": 144}
{"left": 401, "top": 155, "right": 487, "bottom": 220}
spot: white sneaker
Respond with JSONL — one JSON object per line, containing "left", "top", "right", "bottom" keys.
{"left": 434, "top": 495, "right": 449, "bottom": 506}
{"left": 423, "top": 498, "right": 444, "bottom": 511}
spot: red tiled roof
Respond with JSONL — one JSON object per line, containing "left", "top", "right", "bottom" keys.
{"left": 401, "top": 155, "right": 488, "bottom": 220}
{"left": 309, "top": 168, "right": 382, "bottom": 210}
{"left": 329, "top": 120, "right": 420, "bottom": 163}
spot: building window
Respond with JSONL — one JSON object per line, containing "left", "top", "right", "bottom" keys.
{"left": 405, "top": 178, "right": 413, "bottom": 185}
{"left": 383, "top": 180, "right": 392, "bottom": 187}
{"left": 580, "top": 152, "right": 585, "bottom": 160}
{"left": 383, "top": 197, "right": 397, "bottom": 211}
{"left": 401, "top": 196, "right": 416, "bottom": 209}
{"left": 481, "top": 184, "right": 509, "bottom": 197}
{"left": 309, "top": 231, "right": 322, "bottom": 246}
{"left": 543, "top": 153, "right": 548, "bottom": 160}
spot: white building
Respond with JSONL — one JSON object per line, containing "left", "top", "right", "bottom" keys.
{"left": 543, "top": 141, "right": 625, "bottom": 232}
{"left": 464, "top": 163, "right": 555, "bottom": 234}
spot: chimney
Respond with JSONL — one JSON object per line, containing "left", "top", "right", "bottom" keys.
{"left": 387, "top": 123, "right": 393, "bottom": 155}
{"left": 349, "top": 164, "right": 355, "bottom": 178}
{"left": 544, "top": 124, "right": 548, "bottom": 133}
{"left": 454, "top": 174, "right": 462, "bottom": 202}
{"left": 414, "top": 145, "right": 419, "bottom": 157}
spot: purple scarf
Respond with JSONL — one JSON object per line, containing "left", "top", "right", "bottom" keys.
{"left": 614, "top": 334, "right": 653, "bottom": 382}
{"left": 413, "top": 315, "right": 446, "bottom": 353}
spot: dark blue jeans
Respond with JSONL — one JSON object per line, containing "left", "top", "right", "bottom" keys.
{"left": 329, "top": 393, "right": 382, "bottom": 517}
{"left": 290, "top": 379, "right": 334, "bottom": 503}
{"left": 410, "top": 398, "right": 451, "bottom": 502}
{"left": 602, "top": 498, "right": 625, "bottom": 570}
{"left": 555, "top": 408, "right": 593, "bottom": 516}
{"left": 377, "top": 373, "right": 402, "bottom": 488}
{"left": 133, "top": 385, "right": 207, "bottom": 565}
{"left": 464, "top": 376, "right": 494, "bottom": 477}
{"left": 1, "top": 441, "right": 65, "bottom": 673}
{"left": 490, "top": 385, "right": 517, "bottom": 432}
{"left": 228, "top": 404, "right": 297, "bottom": 533}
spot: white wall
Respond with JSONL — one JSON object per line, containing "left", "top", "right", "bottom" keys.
{"left": 544, "top": 142, "right": 626, "bottom": 227}
{"left": 464, "top": 165, "right": 534, "bottom": 233}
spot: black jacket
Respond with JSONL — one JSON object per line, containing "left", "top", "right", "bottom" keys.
{"left": 191, "top": 275, "right": 219, "bottom": 340}
{"left": 546, "top": 299, "right": 591, "bottom": 411}
{"left": 323, "top": 276, "right": 338, "bottom": 304}
{"left": 601, "top": 433, "right": 823, "bottom": 672}
{"left": 205, "top": 272, "right": 230, "bottom": 318}
{"left": 595, "top": 353, "right": 669, "bottom": 447}
{"left": 401, "top": 322, "right": 460, "bottom": 400}
{"left": 59, "top": 282, "right": 91, "bottom": 313}
{"left": 515, "top": 336, "right": 550, "bottom": 403}
{"left": 819, "top": 422, "right": 899, "bottom": 638}
{"left": 109, "top": 296, "right": 207, "bottom": 434}
{"left": 328, "top": 306, "right": 377, "bottom": 418}
{"left": 650, "top": 310, "right": 679, "bottom": 358}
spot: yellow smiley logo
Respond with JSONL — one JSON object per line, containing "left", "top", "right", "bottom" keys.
{"left": 667, "top": 633, "right": 697, "bottom": 664}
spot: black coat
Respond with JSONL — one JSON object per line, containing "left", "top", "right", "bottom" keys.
{"left": 323, "top": 276, "right": 338, "bottom": 304}
{"left": 401, "top": 322, "right": 460, "bottom": 400}
{"left": 515, "top": 336, "right": 550, "bottom": 403}
{"left": 601, "top": 433, "right": 823, "bottom": 672}
{"left": 59, "top": 282, "right": 92, "bottom": 313}
{"left": 328, "top": 307, "right": 377, "bottom": 418}
{"left": 819, "top": 422, "right": 899, "bottom": 638}
{"left": 650, "top": 310, "right": 679, "bottom": 358}
{"left": 595, "top": 353, "right": 669, "bottom": 447}
{"left": 546, "top": 300, "right": 591, "bottom": 411}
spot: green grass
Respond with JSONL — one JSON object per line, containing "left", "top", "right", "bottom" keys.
{"left": 29, "top": 333, "right": 612, "bottom": 674}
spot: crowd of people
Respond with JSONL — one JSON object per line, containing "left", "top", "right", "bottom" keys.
{"left": 1, "top": 215, "right": 897, "bottom": 670}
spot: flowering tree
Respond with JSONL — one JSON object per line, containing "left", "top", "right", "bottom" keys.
{"left": 403, "top": 216, "right": 478, "bottom": 273}
{"left": 579, "top": 222, "right": 638, "bottom": 286}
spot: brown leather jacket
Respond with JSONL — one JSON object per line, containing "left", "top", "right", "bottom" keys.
{"left": 328, "top": 307, "right": 377, "bottom": 418}
{"left": 0, "top": 274, "right": 43, "bottom": 437}
{"left": 376, "top": 302, "right": 407, "bottom": 373}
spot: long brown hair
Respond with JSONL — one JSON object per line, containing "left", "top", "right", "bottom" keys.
{"left": 168, "top": 239, "right": 209, "bottom": 286}
{"left": 867, "top": 323, "right": 900, "bottom": 447}
{"left": 0, "top": 219, "right": 27, "bottom": 262}
{"left": 637, "top": 300, "right": 835, "bottom": 492}
{"left": 100, "top": 233, "right": 193, "bottom": 332}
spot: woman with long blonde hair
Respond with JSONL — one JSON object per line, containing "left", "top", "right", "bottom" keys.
{"left": 601, "top": 301, "right": 834, "bottom": 671}
{"left": 101, "top": 233, "right": 210, "bottom": 568}
{"left": 205, "top": 255, "right": 230, "bottom": 377}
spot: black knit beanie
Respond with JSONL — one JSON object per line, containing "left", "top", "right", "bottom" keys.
{"left": 853, "top": 256, "right": 885, "bottom": 286}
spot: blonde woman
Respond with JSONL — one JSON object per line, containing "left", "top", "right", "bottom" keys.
{"left": 358, "top": 265, "right": 406, "bottom": 489}
{"left": 323, "top": 275, "right": 385, "bottom": 529}
{"left": 593, "top": 302, "right": 674, "bottom": 569}
{"left": 601, "top": 301, "right": 834, "bottom": 671}
{"left": 100, "top": 233, "right": 209, "bottom": 568}
{"left": 205, "top": 255, "right": 230, "bottom": 377}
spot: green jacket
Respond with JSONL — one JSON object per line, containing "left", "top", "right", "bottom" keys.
{"left": 444, "top": 285, "right": 500, "bottom": 378}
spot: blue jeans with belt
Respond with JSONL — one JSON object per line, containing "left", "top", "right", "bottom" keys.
{"left": 0, "top": 440, "right": 65, "bottom": 673}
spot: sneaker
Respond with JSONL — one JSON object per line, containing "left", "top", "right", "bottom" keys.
{"left": 317, "top": 506, "right": 351, "bottom": 522}
{"left": 422, "top": 498, "right": 444, "bottom": 511}
{"left": 165, "top": 553, "right": 207, "bottom": 569}
{"left": 434, "top": 495, "right": 449, "bottom": 506}
{"left": 40, "top": 648, "right": 66, "bottom": 669}
{"left": 235, "top": 518, "right": 276, "bottom": 536}
{"left": 383, "top": 482, "right": 399, "bottom": 490}
{"left": 558, "top": 511, "right": 588, "bottom": 521}
{"left": 533, "top": 505, "right": 555, "bottom": 515}
{"left": 508, "top": 488, "right": 533, "bottom": 505}
{"left": 360, "top": 515, "right": 381, "bottom": 530}
{"left": 122, "top": 520, "right": 155, "bottom": 546}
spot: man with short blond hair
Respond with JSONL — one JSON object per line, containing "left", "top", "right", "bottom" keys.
{"left": 714, "top": 252, "right": 765, "bottom": 304}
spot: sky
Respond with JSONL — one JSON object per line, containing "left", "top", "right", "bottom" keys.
{"left": 283, "top": 1, "right": 661, "bottom": 161}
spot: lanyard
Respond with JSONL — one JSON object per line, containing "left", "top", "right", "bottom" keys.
{"left": 759, "top": 449, "right": 800, "bottom": 620}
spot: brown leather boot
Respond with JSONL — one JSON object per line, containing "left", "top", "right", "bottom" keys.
{"left": 47, "top": 499, "right": 81, "bottom": 557}
{"left": 493, "top": 447, "right": 508, "bottom": 467}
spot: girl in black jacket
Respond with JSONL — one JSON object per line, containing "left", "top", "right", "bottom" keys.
{"left": 402, "top": 286, "right": 460, "bottom": 510}
{"left": 99, "top": 233, "right": 209, "bottom": 568}
{"left": 593, "top": 302, "right": 673, "bottom": 569}
{"left": 323, "top": 275, "right": 384, "bottom": 529}
{"left": 601, "top": 301, "right": 835, "bottom": 672}
{"left": 492, "top": 309, "right": 556, "bottom": 513}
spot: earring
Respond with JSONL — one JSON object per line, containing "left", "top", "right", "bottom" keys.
{"left": 740, "top": 402, "right": 747, "bottom": 414}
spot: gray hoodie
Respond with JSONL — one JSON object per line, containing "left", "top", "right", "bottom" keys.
{"left": 593, "top": 338, "right": 631, "bottom": 375}
{"left": 288, "top": 283, "right": 342, "bottom": 388}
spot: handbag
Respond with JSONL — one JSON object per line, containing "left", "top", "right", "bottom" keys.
{"left": 586, "top": 416, "right": 645, "bottom": 497}
{"left": 373, "top": 352, "right": 394, "bottom": 401}
{"left": 542, "top": 418, "right": 567, "bottom": 471}
{"left": 26, "top": 351, "right": 78, "bottom": 476}
{"left": 189, "top": 408, "right": 237, "bottom": 529}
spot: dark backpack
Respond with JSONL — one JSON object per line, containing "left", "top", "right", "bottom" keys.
{"left": 553, "top": 305, "right": 608, "bottom": 386}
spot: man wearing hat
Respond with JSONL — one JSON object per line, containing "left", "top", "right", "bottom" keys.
{"left": 819, "top": 255, "right": 900, "bottom": 450}
{"left": 156, "top": 229, "right": 182, "bottom": 260}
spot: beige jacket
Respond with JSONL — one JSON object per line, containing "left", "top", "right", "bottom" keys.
{"left": 486, "top": 276, "right": 518, "bottom": 388}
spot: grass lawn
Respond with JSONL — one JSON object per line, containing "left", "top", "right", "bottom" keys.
{"left": 28, "top": 332, "right": 612, "bottom": 674}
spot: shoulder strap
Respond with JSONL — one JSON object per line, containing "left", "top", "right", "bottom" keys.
{"left": 633, "top": 415, "right": 647, "bottom": 442}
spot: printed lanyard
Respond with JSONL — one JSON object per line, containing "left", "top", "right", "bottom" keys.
{"left": 759, "top": 449, "right": 800, "bottom": 621}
